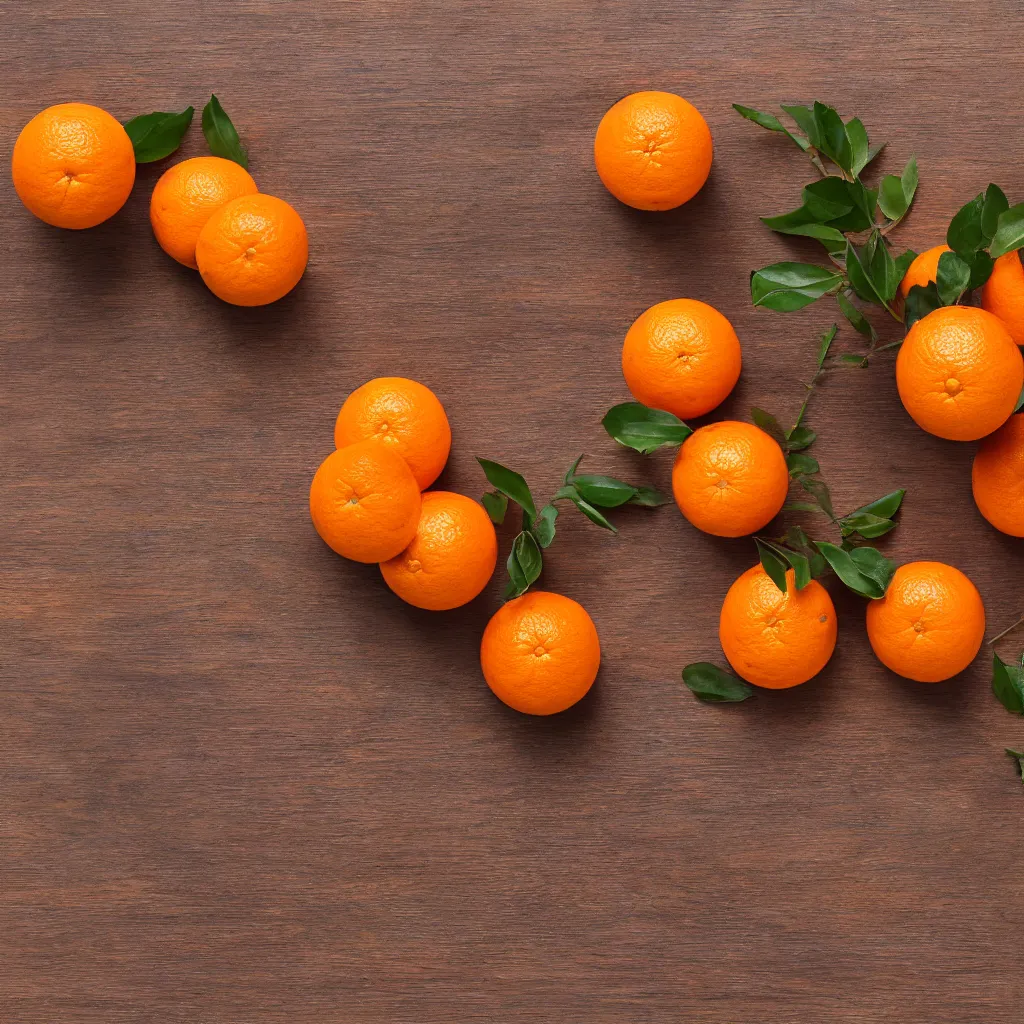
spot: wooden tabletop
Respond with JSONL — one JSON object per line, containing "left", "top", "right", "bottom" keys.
{"left": 3, "top": 2, "right": 1022, "bottom": 1021}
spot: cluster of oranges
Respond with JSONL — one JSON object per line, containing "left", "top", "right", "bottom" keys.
{"left": 307, "top": 379, "right": 602, "bottom": 715}
{"left": 12, "top": 101, "right": 308, "bottom": 306}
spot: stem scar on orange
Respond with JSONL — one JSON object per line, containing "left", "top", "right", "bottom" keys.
{"left": 866, "top": 561, "right": 985, "bottom": 682}
{"left": 972, "top": 412, "right": 1024, "bottom": 537}
{"left": 593, "top": 91, "right": 712, "bottom": 211}
{"left": 150, "top": 156, "right": 258, "bottom": 269}
{"left": 196, "top": 193, "right": 308, "bottom": 306}
{"left": 12, "top": 102, "right": 136, "bottom": 229}
{"left": 896, "top": 306, "right": 1023, "bottom": 441}
{"left": 334, "top": 378, "right": 451, "bottom": 490}
{"left": 309, "top": 440, "right": 421, "bottom": 563}
{"left": 480, "top": 591, "right": 600, "bottom": 715}
{"left": 621, "top": 298, "right": 742, "bottom": 420}
{"left": 380, "top": 491, "right": 497, "bottom": 611}
{"left": 719, "top": 566, "right": 837, "bottom": 689}
{"left": 672, "top": 421, "right": 789, "bottom": 537}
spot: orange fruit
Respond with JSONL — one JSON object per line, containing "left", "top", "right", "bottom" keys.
{"left": 972, "top": 412, "right": 1024, "bottom": 536}
{"left": 334, "top": 377, "right": 451, "bottom": 490}
{"left": 896, "top": 306, "right": 1023, "bottom": 441}
{"left": 866, "top": 561, "right": 985, "bottom": 682}
{"left": 898, "top": 244, "right": 950, "bottom": 298}
{"left": 621, "top": 298, "right": 742, "bottom": 419}
{"left": 719, "top": 566, "right": 837, "bottom": 689}
{"left": 981, "top": 251, "right": 1024, "bottom": 344}
{"left": 309, "top": 440, "right": 420, "bottom": 563}
{"left": 149, "top": 156, "right": 258, "bottom": 269}
{"left": 593, "top": 91, "right": 712, "bottom": 211}
{"left": 12, "top": 102, "right": 135, "bottom": 229}
{"left": 480, "top": 591, "right": 601, "bottom": 715}
{"left": 380, "top": 491, "right": 497, "bottom": 610}
{"left": 195, "top": 193, "right": 308, "bottom": 306}
{"left": 671, "top": 421, "right": 789, "bottom": 537}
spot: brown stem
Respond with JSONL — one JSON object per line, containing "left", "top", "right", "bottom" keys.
{"left": 990, "top": 615, "right": 1024, "bottom": 646}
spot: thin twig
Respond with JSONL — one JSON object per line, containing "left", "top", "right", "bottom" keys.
{"left": 989, "top": 615, "right": 1024, "bottom": 646}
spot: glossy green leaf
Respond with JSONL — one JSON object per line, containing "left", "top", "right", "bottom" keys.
{"left": 992, "top": 653, "right": 1024, "bottom": 714}
{"left": 784, "top": 526, "right": 828, "bottom": 578}
{"left": 202, "top": 94, "right": 248, "bottom": 168}
{"left": 839, "top": 511, "right": 897, "bottom": 539}
{"left": 836, "top": 291, "right": 877, "bottom": 342}
{"left": 802, "top": 177, "right": 856, "bottom": 221}
{"left": 629, "top": 486, "right": 671, "bottom": 507}
{"left": 851, "top": 489, "right": 906, "bottom": 520}
{"left": 780, "top": 104, "right": 819, "bottom": 146}
{"left": 846, "top": 117, "right": 870, "bottom": 175}
{"left": 682, "top": 662, "right": 755, "bottom": 703}
{"left": 936, "top": 250, "right": 971, "bottom": 305}
{"left": 481, "top": 490, "right": 508, "bottom": 525}
{"left": 815, "top": 541, "right": 885, "bottom": 598}
{"left": 756, "top": 538, "right": 790, "bottom": 593}
{"left": 563, "top": 454, "right": 585, "bottom": 484}
{"left": 786, "top": 452, "right": 819, "bottom": 477}
{"left": 1006, "top": 748, "right": 1024, "bottom": 784}
{"left": 830, "top": 179, "right": 877, "bottom": 233}
{"left": 812, "top": 101, "right": 852, "bottom": 174}
{"left": 981, "top": 183, "right": 1009, "bottom": 242}
{"left": 602, "top": 402, "right": 691, "bottom": 454}
{"left": 877, "top": 156, "right": 918, "bottom": 221}
{"left": 785, "top": 426, "right": 816, "bottom": 451}
{"left": 799, "top": 475, "right": 835, "bottom": 519}
{"left": 124, "top": 107, "right": 194, "bottom": 162}
{"left": 572, "top": 496, "right": 617, "bottom": 533}
{"left": 816, "top": 323, "right": 839, "bottom": 367}
{"left": 505, "top": 530, "right": 543, "bottom": 599}
{"left": 733, "top": 103, "right": 811, "bottom": 151}
{"left": 750, "top": 263, "right": 844, "bottom": 312}
{"left": 532, "top": 504, "right": 558, "bottom": 548}
{"left": 904, "top": 282, "right": 942, "bottom": 328}
{"left": 845, "top": 239, "right": 885, "bottom": 306}
{"left": 990, "top": 203, "right": 1024, "bottom": 258}
{"left": 947, "top": 193, "right": 986, "bottom": 256}
{"left": 477, "top": 458, "right": 537, "bottom": 521}
{"left": 571, "top": 474, "right": 637, "bottom": 508}
{"left": 750, "top": 408, "right": 788, "bottom": 447}
{"left": 849, "top": 546, "right": 897, "bottom": 593}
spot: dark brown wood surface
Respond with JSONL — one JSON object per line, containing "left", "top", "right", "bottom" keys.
{"left": 2, "top": 2, "right": 1023, "bottom": 1021}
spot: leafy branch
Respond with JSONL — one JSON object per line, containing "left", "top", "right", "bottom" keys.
{"left": 478, "top": 456, "right": 668, "bottom": 599}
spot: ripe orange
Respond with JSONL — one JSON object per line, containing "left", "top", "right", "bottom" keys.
{"left": 896, "top": 306, "right": 1023, "bottom": 441}
{"left": 334, "top": 377, "right": 451, "bottom": 490}
{"left": 719, "top": 566, "right": 837, "bottom": 689}
{"left": 672, "top": 421, "right": 789, "bottom": 537}
{"left": 981, "top": 252, "right": 1024, "bottom": 344}
{"left": 972, "top": 412, "right": 1024, "bottom": 536}
{"left": 899, "top": 244, "right": 950, "bottom": 298}
{"left": 621, "top": 298, "right": 742, "bottom": 419}
{"left": 380, "top": 491, "right": 497, "bottom": 610}
{"left": 866, "top": 561, "right": 985, "bottom": 682}
{"left": 480, "top": 591, "right": 600, "bottom": 715}
{"left": 593, "top": 91, "right": 712, "bottom": 211}
{"left": 150, "top": 156, "right": 258, "bottom": 268}
{"left": 12, "top": 102, "right": 135, "bottom": 229}
{"left": 195, "top": 193, "right": 308, "bottom": 306}
{"left": 309, "top": 440, "right": 420, "bottom": 563}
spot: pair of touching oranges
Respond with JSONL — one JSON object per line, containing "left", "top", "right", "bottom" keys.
{"left": 307, "top": 379, "right": 597, "bottom": 717}
{"left": 12, "top": 101, "right": 307, "bottom": 306}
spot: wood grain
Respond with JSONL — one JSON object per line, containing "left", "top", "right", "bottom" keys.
{"left": 2, "top": 2, "right": 1023, "bottom": 1021}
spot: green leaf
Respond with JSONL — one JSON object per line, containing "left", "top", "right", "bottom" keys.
{"left": 836, "top": 291, "right": 877, "bottom": 343}
{"left": 838, "top": 354, "right": 869, "bottom": 368}
{"left": 759, "top": 208, "right": 847, "bottom": 250}
{"left": 850, "top": 489, "right": 905, "bottom": 519}
{"left": 123, "top": 107, "right": 194, "bottom": 162}
{"left": 477, "top": 458, "right": 537, "bottom": 521}
{"left": 802, "top": 177, "right": 856, "bottom": 221}
{"left": 981, "top": 183, "right": 1009, "bottom": 242}
{"left": 877, "top": 156, "right": 918, "bottom": 221}
{"left": 505, "top": 530, "right": 543, "bottom": 599}
{"left": 756, "top": 538, "right": 790, "bottom": 593}
{"left": 816, "top": 323, "right": 839, "bottom": 367}
{"left": 990, "top": 203, "right": 1024, "bottom": 259}
{"left": 815, "top": 541, "right": 885, "bottom": 598}
{"left": 845, "top": 239, "right": 885, "bottom": 306}
{"left": 201, "top": 94, "right": 248, "bottom": 169}
{"left": 682, "top": 663, "right": 755, "bottom": 703}
{"left": 947, "top": 193, "right": 986, "bottom": 257}
{"left": 733, "top": 103, "right": 810, "bottom": 151}
{"left": 602, "top": 402, "right": 691, "bottom": 455}
{"left": 846, "top": 117, "right": 870, "bottom": 176}
{"left": 863, "top": 141, "right": 886, "bottom": 168}
{"left": 785, "top": 547, "right": 813, "bottom": 590}
{"left": 992, "top": 653, "right": 1024, "bottom": 714}
{"left": 839, "top": 511, "right": 897, "bottom": 539}
{"left": 936, "top": 250, "right": 971, "bottom": 305}
{"left": 629, "top": 486, "right": 671, "bottom": 507}
{"left": 750, "top": 408, "right": 788, "bottom": 448}
{"left": 481, "top": 490, "right": 508, "bottom": 525}
{"left": 830, "top": 179, "right": 877, "bottom": 233}
{"left": 571, "top": 474, "right": 638, "bottom": 508}
{"left": 780, "top": 104, "right": 819, "bottom": 146}
{"left": 965, "top": 249, "right": 995, "bottom": 290}
{"left": 783, "top": 501, "right": 821, "bottom": 513}
{"left": 532, "top": 504, "right": 558, "bottom": 548}
{"left": 799, "top": 475, "right": 835, "bottom": 519}
{"left": 572, "top": 496, "right": 617, "bottom": 533}
{"left": 1006, "top": 748, "right": 1024, "bottom": 784}
{"left": 812, "top": 102, "right": 852, "bottom": 174}
{"left": 787, "top": 452, "right": 819, "bottom": 477}
{"left": 904, "top": 282, "right": 942, "bottom": 328}
{"left": 750, "top": 263, "right": 844, "bottom": 312}
{"left": 563, "top": 454, "right": 584, "bottom": 484}
{"left": 784, "top": 526, "right": 828, "bottom": 578}
{"left": 849, "top": 546, "right": 897, "bottom": 593}
{"left": 785, "top": 426, "right": 816, "bottom": 451}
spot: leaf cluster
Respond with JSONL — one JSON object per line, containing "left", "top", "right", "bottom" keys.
{"left": 124, "top": 95, "right": 247, "bottom": 167}
{"left": 478, "top": 456, "right": 667, "bottom": 599}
